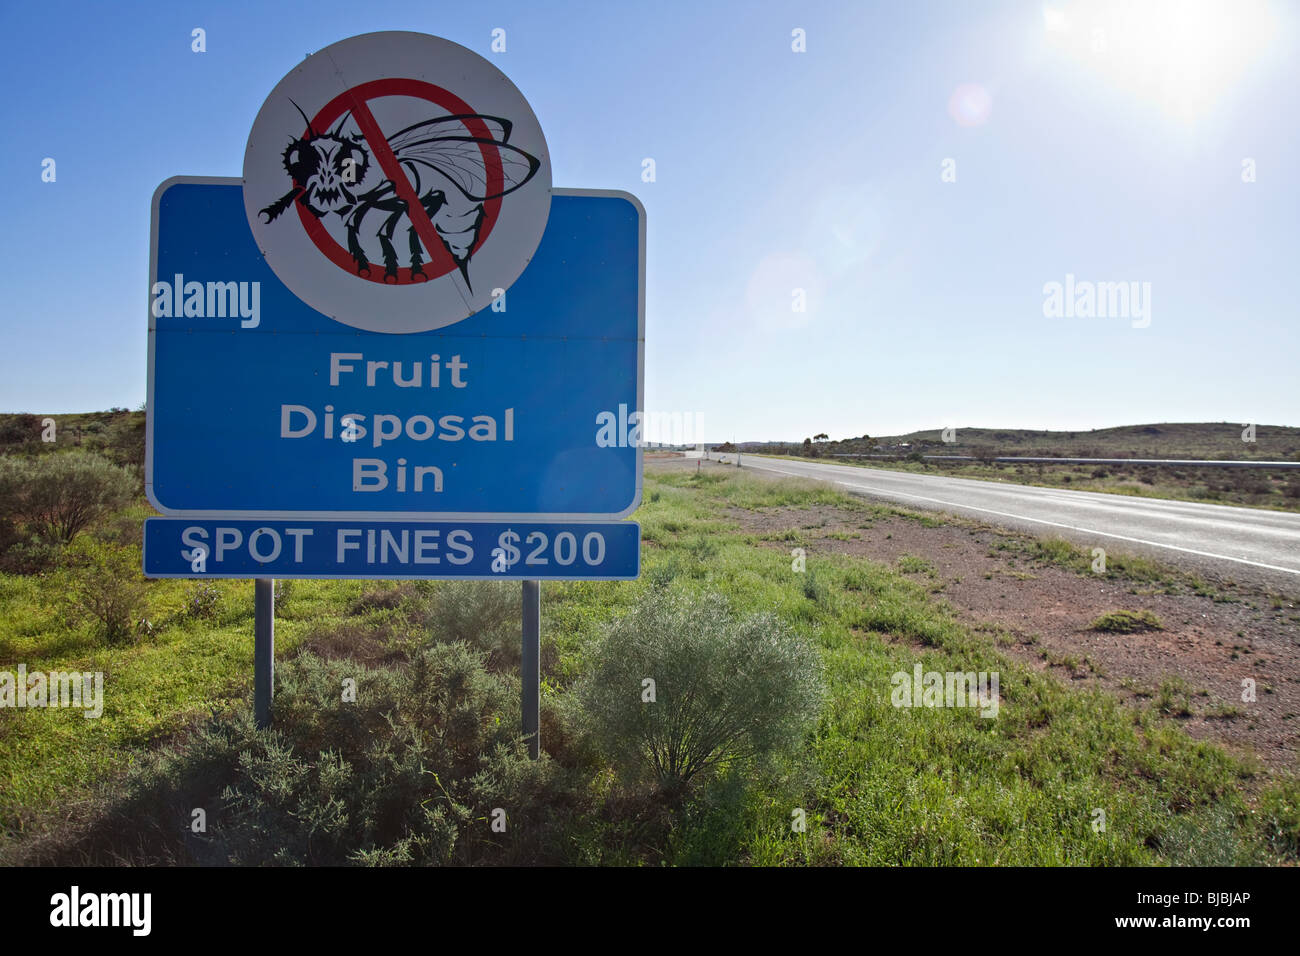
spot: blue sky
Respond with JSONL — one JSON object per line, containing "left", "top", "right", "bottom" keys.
{"left": 1, "top": 0, "right": 1295, "bottom": 440}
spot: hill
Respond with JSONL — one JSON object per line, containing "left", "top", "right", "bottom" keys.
{"left": 863, "top": 422, "right": 1300, "bottom": 460}
{"left": 0, "top": 409, "right": 145, "bottom": 469}
{"left": 737, "top": 422, "right": 1300, "bottom": 461}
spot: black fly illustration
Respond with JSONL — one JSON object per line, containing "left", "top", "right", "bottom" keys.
{"left": 259, "top": 100, "right": 541, "bottom": 287}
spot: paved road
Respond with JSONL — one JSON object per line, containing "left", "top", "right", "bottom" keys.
{"left": 711, "top": 454, "right": 1300, "bottom": 588}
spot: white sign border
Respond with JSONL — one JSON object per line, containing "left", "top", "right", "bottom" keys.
{"left": 145, "top": 175, "right": 645, "bottom": 523}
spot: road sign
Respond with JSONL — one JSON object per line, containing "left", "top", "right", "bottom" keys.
{"left": 146, "top": 180, "right": 644, "bottom": 519}
{"left": 143, "top": 518, "right": 640, "bottom": 580}
{"left": 243, "top": 31, "right": 553, "bottom": 331}
{"left": 145, "top": 31, "right": 642, "bottom": 744}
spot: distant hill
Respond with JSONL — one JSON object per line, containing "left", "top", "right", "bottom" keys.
{"left": 736, "top": 423, "right": 1300, "bottom": 461}
{"left": 5, "top": 414, "right": 1297, "bottom": 466}
{"left": 0, "top": 409, "right": 145, "bottom": 469}
{"left": 872, "top": 423, "right": 1300, "bottom": 460}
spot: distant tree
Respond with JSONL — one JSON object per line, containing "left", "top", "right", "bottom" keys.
{"left": 0, "top": 451, "right": 137, "bottom": 545}
{"left": 102, "top": 414, "right": 146, "bottom": 470}
{"left": 813, "top": 433, "right": 829, "bottom": 442}
{"left": 0, "top": 413, "right": 41, "bottom": 445}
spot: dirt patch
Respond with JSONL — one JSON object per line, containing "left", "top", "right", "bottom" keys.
{"left": 649, "top": 458, "right": 1300, "bottom": 770}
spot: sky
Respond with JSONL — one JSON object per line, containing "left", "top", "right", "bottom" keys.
{"left": 1, "top": 0, "right": 1296, "bottom": 442}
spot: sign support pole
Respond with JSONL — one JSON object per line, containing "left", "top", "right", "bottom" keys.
{"left": 254, "top": 578, "right": 275, "bottom": 729}
{"left": 521, "top": 579, "right": 541, "bottom": 759}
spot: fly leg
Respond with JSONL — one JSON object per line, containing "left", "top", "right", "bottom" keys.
{"left": 407, "top": 190, "right": 448, "bottom": 281}
{"left": 345, "top": 185, "right": 399, "bottom": 278}
{"left": 346, "top": 202, "right": 375, "bottom": 277}
{"left": 378, "top": 207, "right": 406, "bottom": 282}
{"left": 259, "top": 187, "right": 302, "bottom": 223}
{"left": 407, "top": 225, "right": 425, "bottom": 281}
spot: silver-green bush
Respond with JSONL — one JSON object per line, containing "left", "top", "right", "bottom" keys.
{"left": 580, "top": 590, "right": 824, "bottom": 797}
{"left": 0, "top": 451, "right": 136, "bottom": 545}
{"left": 425, "top": 580, "right": 520, "bottom": 671}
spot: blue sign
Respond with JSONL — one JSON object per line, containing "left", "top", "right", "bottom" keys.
{"left": 144, "top": 518, "right": 640, "bottom": 580}
{"left": 146, "top": 178, "right": 644, "bottom": 520}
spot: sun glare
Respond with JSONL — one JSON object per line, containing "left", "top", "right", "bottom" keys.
{"left": 1042, "top": 0, "right": 1280, "bottom": 123}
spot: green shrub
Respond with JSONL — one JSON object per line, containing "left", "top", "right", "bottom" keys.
{"left": 273, "top": 579, "right": 294, "bottom": 606}
{"left": 0, "top": 518, "right": 62, "bottom": 573}
{"left": 56, "top": 537, "right": 148, "bottom": 645}
{"left": 1257, "top": 778, "right": 1300, "bottom": 859}
{"left": 644, "top": 555, "right": 686, "bottom": 589}
{"left": 0, "top": 451, "right": 137, "bottom": 545}
{"left": 424, "top": 581, "right": 520, "bottom": 671}
{"left": 184, "top": 584, "right": 222, "bottom": 621}
{"left": 579, "top": 590, "right": 824, "bottom": 799}
{"left": 896, "top": 554, "right": 936, "bottom": 575}
{"left": 0, "top": 413, "right": 42, "bottom": 445}
{"left": 685, "top": 533, "right": 720, "bottom": 562}
{"left": 1090, "top": 609, "right": 1162, "bottom": 633}
{"left": 1155, "top": 677, "right": 1193, "bottom": 717}
{"left": 90, "top": 506, "right": 148, "bottom": 549}
{"left": 801, "top": 567, "right": 829, "bottom": 603}
{"left": 32, "top": 645, "right": 576, "bottom": 866}
{"left": 101, "top": 415, "right": 146, "bottom": 469}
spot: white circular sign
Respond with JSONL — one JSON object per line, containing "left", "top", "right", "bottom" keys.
{"left": 243, "top": 31, "right": 552, "bottom": 333}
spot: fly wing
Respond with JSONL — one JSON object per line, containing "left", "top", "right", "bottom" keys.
{"left": 398, "top": 139, "right": 540, "bottom": 201}
{"left": 387, "top": 114, "right": 513, "bottom": 148}
{"left": 388, "top": 115, "right": 540, "bottom": 202}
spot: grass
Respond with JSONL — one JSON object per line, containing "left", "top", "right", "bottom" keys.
{"left": 1090, "top": 609, "right": 1163, "bottom": 633}
{"left": 987, "top": 535, "right": 1220, "bottom": 599}
{"left": 0, "top": 572, "right": 369, "bottom": 834}
{"left": 896, "top": 554, "right": 937, "bottom": 575}
{"left": 1155, "top": 677, "right": 1195, "bottom": 718}
{"left": 1, "top": 465, "right": 1297, "bottom": 865}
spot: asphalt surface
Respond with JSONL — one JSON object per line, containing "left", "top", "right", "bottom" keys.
{"left": 711, "top": 454, "right": 1300, "bottom": 591}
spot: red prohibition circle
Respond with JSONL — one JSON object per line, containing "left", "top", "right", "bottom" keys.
{"left": 295, "top": 78, "right": 505, "bottom": 285}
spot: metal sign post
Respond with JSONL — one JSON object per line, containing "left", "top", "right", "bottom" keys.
{"left": 521, "top": 580, "right": 540, "bottom": 759}
{"left": 254, "top": 578, "right": 275, "bottom": 729}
